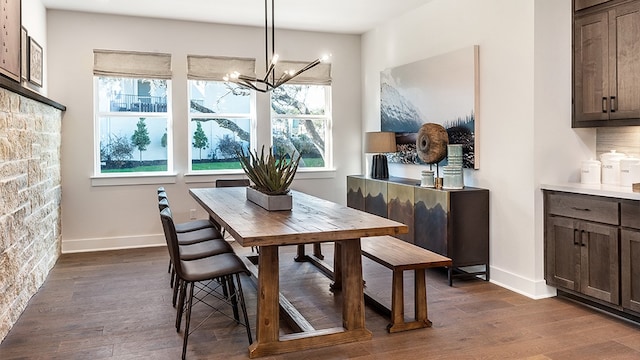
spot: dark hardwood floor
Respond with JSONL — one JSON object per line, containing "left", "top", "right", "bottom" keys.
{"left": 1, "top": 243, "right": 639, "bottom": 359}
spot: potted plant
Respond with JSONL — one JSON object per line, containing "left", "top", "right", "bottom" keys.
{"left": 236, "top": 145, "right": 301, "bottom": 211}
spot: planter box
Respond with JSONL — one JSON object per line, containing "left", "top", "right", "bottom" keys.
{"left": 246, "top": 187, "right": 292, "bottom": 211}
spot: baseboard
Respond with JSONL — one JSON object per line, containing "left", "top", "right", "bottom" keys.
{"left": 489, "top": 265, "right": 557, "bottom": 300}
{"left": 61, "top": 234, "right": 166, "bottom": 253}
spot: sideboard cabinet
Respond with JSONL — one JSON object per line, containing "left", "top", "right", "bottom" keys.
{"left": 573, "top": 0, "right": 640, "bottom": 127}
{"left": 347, "top": 175, "right": 489, "bottom": 284}
{"left": 544, "top": 190, "right": 640, "bottom": 321}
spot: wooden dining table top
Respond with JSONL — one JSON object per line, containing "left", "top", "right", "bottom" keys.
{"left": 189, "top": 187, "right": 408, "bottom": 247}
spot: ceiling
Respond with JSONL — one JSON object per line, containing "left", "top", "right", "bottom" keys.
{"left": 40, "top": 0, "right": 433, "bottom": 34}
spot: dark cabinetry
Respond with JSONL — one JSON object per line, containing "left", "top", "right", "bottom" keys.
{"left": 544, "top": 190, "right": 640, "bottom": 321}
{"left": 573, "top": 0, "right": 640, "bottom": 127}
{"left": 575, "top": 0, "right": 613, "bottom": 11}
{"left": 621, "top": 201, "right": 640, "bottom": 315}
{"left": 347, "top": 175, "right": 490, "bottom": 283}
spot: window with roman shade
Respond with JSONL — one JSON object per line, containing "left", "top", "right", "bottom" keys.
{"left": 93, "top": 50, "right": 173, "bottom": 176}
{"left": 270, "top": 61, "right": 333, "bottom": 169}
{"left": 186, "top": 55, "right": 256, "bottom": 172}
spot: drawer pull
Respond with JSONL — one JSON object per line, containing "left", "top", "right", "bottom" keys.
{"left": 570, "top": 207, "right": 591, "bottom": 212}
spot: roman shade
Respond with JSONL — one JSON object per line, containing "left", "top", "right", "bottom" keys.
{"left": 187, "top": 55, "right": 256, "bottom": 81}
{"left": 275, "top": 61, "right": 331, "bottom": 85}
{"left": 93, "top": 49, "right": 172, "bottom": 79}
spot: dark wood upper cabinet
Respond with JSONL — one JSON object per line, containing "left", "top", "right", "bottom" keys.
{"left": 575, "top": 0, "right": 614, "bottom": 12}
{"left": 573, "top": 0, "right": 640, "bottom": 127}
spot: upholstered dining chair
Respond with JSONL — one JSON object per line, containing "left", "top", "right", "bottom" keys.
{"left": 157, "top": 188, "right": 221, "bottom": 235}
{"left": 159, "top": 207, "right": 252, "bottom": 359}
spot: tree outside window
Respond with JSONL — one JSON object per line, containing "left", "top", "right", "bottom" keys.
{"left": 271, "top": 84, "right": 331, "bottom": 168}
{"left": 188, "top": 80, "right": 253, "bottom": 171}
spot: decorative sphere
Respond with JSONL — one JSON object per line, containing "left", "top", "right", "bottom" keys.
{"left": 416, "top": 123, "right": 449, "bottom": 164}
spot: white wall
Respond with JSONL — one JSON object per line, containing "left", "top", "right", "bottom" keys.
{"left": 47, "top": 10, "right": 362, "bottom": 252}
{"left": 22, "top": 0, "right": 47, "bottom": 94}
{"left": 362, "top": 0, "right": 596, "bottom": 298}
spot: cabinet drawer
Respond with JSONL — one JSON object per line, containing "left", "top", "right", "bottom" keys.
{"left": 547, "top": 193, "right": 619, "bottom": 224}
{"left": 622, "top": 201, "right": 640, "bottom": 229}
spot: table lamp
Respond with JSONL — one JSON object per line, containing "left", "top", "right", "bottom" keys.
{"left": 365, "top": 131, "right": 396, "bottom": 179}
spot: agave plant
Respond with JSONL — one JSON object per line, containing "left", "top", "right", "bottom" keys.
{"left": 236, "top": 145, "right": 301, "bottom": 195}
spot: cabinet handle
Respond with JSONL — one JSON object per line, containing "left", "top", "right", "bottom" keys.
{"left": 610, "top": 96, "right": 616, "bottom": 113}
{"left": 570, "top": 206, "right": 591, "bottom": 212}
{"left": 581, "top": 230, "right": 587, "bottom": 247}
{"left": 602, "top": 97, "right": 608, "bottom": 113}
{"left": 573, "top": 229, "right": 580, "bottom": 245}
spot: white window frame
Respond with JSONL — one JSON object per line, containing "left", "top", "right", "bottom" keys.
{"left": 186, "top": 80, "right": 256, "bottom": 175}
{"left": 270, "top": 85, "right": 333, "bottom": 171}
{"left": 92, "top": 77, "right": 174, "bottom": 179}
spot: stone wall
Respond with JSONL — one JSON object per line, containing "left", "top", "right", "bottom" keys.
{"left": 0, "top": 88, "right": 62, "bottom": 341}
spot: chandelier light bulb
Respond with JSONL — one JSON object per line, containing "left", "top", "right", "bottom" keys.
{"left": 224, "top": 0, "right": 328, "bottom": 92}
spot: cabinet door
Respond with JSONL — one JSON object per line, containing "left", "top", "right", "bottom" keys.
{"left": 546, "top": 217, "right": 580, "bottom": 290}
{"left": 574, "top": 11, "right": 610, "bottom": 123}
{"left": 622, "top": 229, "right": 640, "bottom": 313}
{"left": 579, "top": 221, "right": 619, "bottom": 304}
{"left": 609, "top": 2, "right": 640, "bottom": 120}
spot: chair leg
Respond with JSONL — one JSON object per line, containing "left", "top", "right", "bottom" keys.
{"left": 227, "top": 276, "right": 239, "bottom": 321}
{"left": 182, "top": 282, "right": 194, "bottom": 360}
{"left": 235, "top": 274, "right": 252, "bottom": 344}
{"left": 172, "top": 278, "right": 181, "bottom": 308}
{"left": 176, "top": 280, "right": 187, "bottom": 331}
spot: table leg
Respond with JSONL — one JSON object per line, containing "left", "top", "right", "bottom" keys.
{"left": 331, "top": 242, "right": 343, "bottom": 291}
{"left": 249, "top": 245, "right": 280, "bottom": 357}
{"left": 341, "top": 239, "right": 366, "bottom": 330}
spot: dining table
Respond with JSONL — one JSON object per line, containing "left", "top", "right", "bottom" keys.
{"left": 189, "top": 187, "right": 408, "bottom": 358}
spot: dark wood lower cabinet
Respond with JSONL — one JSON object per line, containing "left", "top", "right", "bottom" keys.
{"left": 622, "top": 229, "right": 640, "bottom": 314}
{"left": 546, "top": 216, "right": 619, "bottom": 304}
{"left": 544, "top": 190, "right": 639, "bottom": 323}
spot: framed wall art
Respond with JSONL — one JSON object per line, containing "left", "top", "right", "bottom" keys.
{"left": 21, "top": 26, "right": 28, "bottom": 81}
{"left": 0, "top": 0, "right": 21, "bottom": 82}
{"left": 28, "top": 37, "right": 43, "bottom": 87}
{"left": 380, "top": 45, "right": 480, "bottom": 169}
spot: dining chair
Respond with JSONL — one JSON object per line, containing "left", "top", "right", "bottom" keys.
{"left": 157, "top": 192, "right": 228, "bottom": 292}
{"left": 159, "top": 207, "right": 252, "bottom": 359}
{"left": 158, "top": 204, "right": 235, "bottom": 304}
{"left": 158, "top": 188, "right": 221, "bottom": 235}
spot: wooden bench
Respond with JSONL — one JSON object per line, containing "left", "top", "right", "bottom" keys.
{"left": 361, "top": 235, "right": 452, "bottom": 333}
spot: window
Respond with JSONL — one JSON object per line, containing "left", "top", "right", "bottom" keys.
{"left": 188, "top": 80, "right": 253, "bottom": 171}
{"left": 95, "top": 77, "right": 171, "bottom": 174}
{"left": 186, "top": 55, "right": 256, "bottom": 172}
{"left": 93, "top": 50, "right": 172, "bottom": 176}
{"left": 271, "top": 84, "right": 332, "bottom": 169}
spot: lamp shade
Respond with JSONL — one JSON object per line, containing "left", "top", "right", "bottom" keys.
{"left": 365, "top": 132, "right": 396, "bottom": 154}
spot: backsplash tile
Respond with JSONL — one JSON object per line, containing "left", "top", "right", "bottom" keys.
{"left": 596, "top": 127, "right": 640, "bottom": 158}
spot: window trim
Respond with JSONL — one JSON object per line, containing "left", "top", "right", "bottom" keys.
{"left": 187, "top": 79, "right": 256, "bottom": 173}
{"left": 270, "top": 85, "right": 333, "bottom": 170}
{"left": 93, "top": 76, "right": 174, "bottom": 178}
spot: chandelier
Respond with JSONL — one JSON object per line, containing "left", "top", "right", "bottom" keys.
{"left": 224, "top": 0, "right": 329, "bottom": 92}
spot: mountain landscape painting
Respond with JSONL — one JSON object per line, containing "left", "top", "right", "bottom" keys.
{"left": 380, "top": 45, "right": 479, "bottom": 169}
